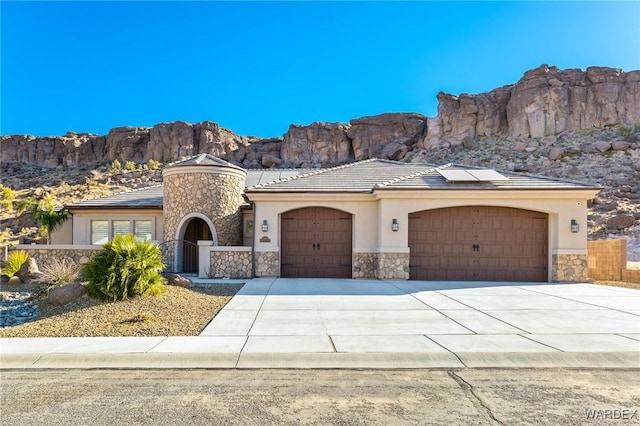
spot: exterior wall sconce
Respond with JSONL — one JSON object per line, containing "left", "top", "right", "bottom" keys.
{"left": 392, "top": 218, "right": 399, "bottom": 232}
{"left": 571, "top": 219, "right": 579, "bottom": 233}
{"left": 262, "top": 220, "right": 269, "bottom": 232}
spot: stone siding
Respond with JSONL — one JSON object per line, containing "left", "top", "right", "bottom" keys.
{"left": 163, "top": 171, "right": 245, "bottom": 246}
{"left": 353, "top": 252, "right": 377, "bottom": 278}
{"left": 552, "top": 254, "right": 588, "bottom": 282}
{"left": 376, "top": 252, "right": 409, "bottom": 279}
{"left": 255, "top": 251, "right": 279, "bottom": 277}
{"left": 15, "top": 246, "right": 101, "bottom": 268}
{"left": 208, "top": 250, "right": 252, "bottom": 279}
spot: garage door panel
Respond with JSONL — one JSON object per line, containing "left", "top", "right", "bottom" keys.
{"left": 281, "top": 207, "right": 353, "bottom": 278}
{"left": 409, "top": 206, "right": 548, "bottom": 282}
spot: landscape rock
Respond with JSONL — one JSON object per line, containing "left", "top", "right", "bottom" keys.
{"left": 48, "top": 283, "right": 87, "bottom": 305}
{"left": 15, "top": 257, "right": 42, "bottom": 284}
{"left": 165, "top": 273, "right": 192, "bottom": 288}
{"left": 548, "top": 147, "right": 565, "bottom": 161}
{"left": 7, "top": 276, "right": 21, "bottom": 285}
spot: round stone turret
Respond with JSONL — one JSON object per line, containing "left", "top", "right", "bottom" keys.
{"left": 162, "top": 154, "right": 247, "bottom": 246}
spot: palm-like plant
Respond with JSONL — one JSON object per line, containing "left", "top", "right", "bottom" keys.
{"left": 80, "top": 234, "right": 166, "bottom": 301}
{"left": 17, "top": 195, "right": 69, "bottom": 244}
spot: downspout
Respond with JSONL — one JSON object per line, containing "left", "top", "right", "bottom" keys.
{"left": 250, "top": 200, "right": 256, "bottom": 278}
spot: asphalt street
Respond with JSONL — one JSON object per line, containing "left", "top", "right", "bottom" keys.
{"left": 1, "top": 369, "right": 639, "bottom": 425}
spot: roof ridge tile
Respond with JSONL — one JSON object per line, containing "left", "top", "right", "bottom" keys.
{"left": 376, "top": 163, "right": 452, "bottom": 187}
{"left": 246, "top": 159, "right": 379, "bottom": 189}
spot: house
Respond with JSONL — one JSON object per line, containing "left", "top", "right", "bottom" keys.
{"left": 46, "top": 153, "right": 600, "bottom": 282}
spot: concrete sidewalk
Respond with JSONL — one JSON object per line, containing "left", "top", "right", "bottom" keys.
{"left": 1, "top": 278, "right": 639, "bottom": 369}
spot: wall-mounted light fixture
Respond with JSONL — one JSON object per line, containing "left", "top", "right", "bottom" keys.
{"left": 392, "top": 218, "right": 399, "bottom": 232}
{"left": 262, "top": 220, "right": 269, "bottom": 232}
{"left": 571, "top": 219, "right": 579, "bottom": 233}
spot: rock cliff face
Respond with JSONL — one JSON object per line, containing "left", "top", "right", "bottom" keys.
{"left": 1, "top": 65, "right": 638, "bottom": 169}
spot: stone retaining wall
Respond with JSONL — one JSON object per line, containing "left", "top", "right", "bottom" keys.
{"left": 208, "top": 248, "right": 252, "bottom": 279}
{"left": 15, "top": 245, "right": 101, "bottom": 267}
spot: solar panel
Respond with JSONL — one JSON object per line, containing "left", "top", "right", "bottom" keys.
{"left": 467, "top": 169, "right": 509, "bottom": 181}
{"left": 437, "top": 169, "right": 478, "bottom": 182}
{"left": 437, "top": 169, "right": 509, "bottom": 182}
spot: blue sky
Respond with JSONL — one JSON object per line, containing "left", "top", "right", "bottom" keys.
{"left": 2, "top": 1, "right": 639, "bottom": 138}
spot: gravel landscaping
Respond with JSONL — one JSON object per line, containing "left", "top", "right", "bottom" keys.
{"left": 0, "top": 282, "right": 242, "bottom": 338}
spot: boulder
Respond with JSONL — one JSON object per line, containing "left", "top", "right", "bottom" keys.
{"left": 548, "top": 147, "right": 565, "bottom": 161}
{"left": 606, "top": 214, "right": 636, "bottom": 230}
{"left": 611, "top": 141, "right": 630, "bottom": 151}
{"left": 48, "top": 283, "right": 87, "bottom": 305}
{"left": 7, "top": 276, "right": 21, "bottom": 285}
{"left": 595, "top": 141, "right": 612, "bottom": 152}
{"left": 261, "top": 153, "right": 282, "bottom": 168}
{"left": 165, "top": 273, "right": 192, "bottom": 288}
{"left": 15, "top": 257, "right": 43, "bottom": 284}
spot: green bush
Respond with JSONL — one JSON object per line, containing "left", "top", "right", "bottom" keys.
{"left": 80, "top": 234, "right": 166, "bottom": 301}
{"left": 0, "top": 184, "right": 16, "bottom": 211}
{"left": 123, "top": 160, "right": 137, "bottom": 171}
{"left": 110, "top": 159, "right": 122, "bottom": 173}
{"left": 147, "top": 159, "right": 161, "bottom": 170}
{"left": 1, "top": 250, "right": 29, "bottom": 277}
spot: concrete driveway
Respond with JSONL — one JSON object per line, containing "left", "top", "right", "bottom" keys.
{"left": 2, "top": 278, "right": 639, "bottom": 369}
{"left": 198, "top": 278, "right": 640, "bottom": 367}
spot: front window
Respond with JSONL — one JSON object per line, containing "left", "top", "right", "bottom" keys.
{"left": 112, "top": 220, "right": 130, "bottom": 237}
{"left": 134, "top": 220, "right": 153, "bottom": 241}
{"left": 91, "top": 220, "right": 109, "bottom": 245}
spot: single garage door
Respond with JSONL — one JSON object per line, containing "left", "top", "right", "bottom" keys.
{"left": 281, "top": 207, "right": 352, "bottom": 278}
{"left": 409, "top": 206, "right": 548, "bottom": 281}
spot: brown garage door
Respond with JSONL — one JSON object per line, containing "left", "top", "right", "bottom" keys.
{"left": 281, "top": 207, "right": 352, "bottom": 278}
{"left": 409, "top": 206, "right": 548, "bottom": 282}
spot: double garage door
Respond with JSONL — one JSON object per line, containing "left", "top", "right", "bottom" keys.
{"left": 280, "top": 206, "right": 548, "bottom": 281}
{"left": 409, "top": 206, "right": 548, "bottom": 282}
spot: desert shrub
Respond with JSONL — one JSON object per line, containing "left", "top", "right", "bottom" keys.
{"left": 147, "top": 159, "right": 161, "bottom": 170}
{"left": 123, "top": 160, "right": 137, "bottom": 171}
{"left": 617, "top": 125, "right": 634, "bottom": 142}
{"left": 110, "top": 159, "right": 122, "bottom": 173}
{"left": 1, "top": 250, "right": 29, "bottom": 277}
{"left": 40, "top": 258, "right": 80, "bottom": 286}
{"left": 0, "top": 184, "right": 16, "bottom": 211}
{"left": 80, "top": 234, "right": 166, "bottom": 301}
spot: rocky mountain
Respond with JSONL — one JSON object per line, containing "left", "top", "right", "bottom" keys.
{"left": 2, "top": 64, "right": 639, "bottom": 169}
{"left": 1, "top": 64, "right": 639, "bottom": 261}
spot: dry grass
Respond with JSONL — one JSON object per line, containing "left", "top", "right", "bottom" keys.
{"left": 0, "top": 282, "right": 242, "bottom": 338}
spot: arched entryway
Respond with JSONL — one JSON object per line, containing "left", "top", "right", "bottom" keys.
{"left": 408, "top": 206, "right": 548, "bottom": 281}
{"left": 170, "top": 214, "right": 217, "bottom": 274}
{"left": 280, "top": 207, "right": 353, "bottom": 278}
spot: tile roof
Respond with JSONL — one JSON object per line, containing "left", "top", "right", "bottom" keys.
{"left": 67, "top": 185, "right": 164, "bottom": 209}
{"left": 67, "top": 159, "right": 600, "bottom": 210}
{"left": 246, "top": 159, "right": 600, "bottom": 193}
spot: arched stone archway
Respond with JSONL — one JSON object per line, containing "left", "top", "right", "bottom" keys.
{"left": 173, "top": 213, "right": 218, "bottom": 273}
